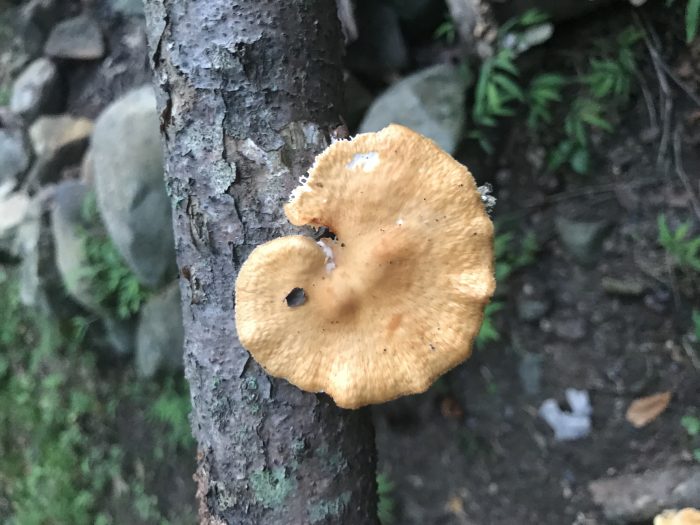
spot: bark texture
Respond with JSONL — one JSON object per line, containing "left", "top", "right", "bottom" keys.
{"left": 143, "top": 1, "right": 378, "bottom": 523}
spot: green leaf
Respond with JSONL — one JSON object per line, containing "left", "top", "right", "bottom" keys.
{"left": 570, "top": 147, "right": 590, "bottom": 174}
{"left": 493, "top": 73, "right": 525, "bottom": 101}
{"left": 486, "top": 82, "right": 504, "bottom": 113}
{"left": 494, "top": 50, "right": 519, "bottom": 76}
{"left": 688, "top": 0, "right": 700, "bottom": 42}
{"left": 473, "top": 60, "right": 494, "bottom": 120}
{"left": 682, "top": 415, "right": 700, "bottom": 436}
{"left": 548, "top": 140, "right": 575, "bottom": 171}
{"left": 692, "top": 309, "right": 700, "bottom": 339}
{"left": 519, "top": 8, "right": 549, "bottom": 26}
{"left": 580, "top": 110, "right": 613, "bottom": 132}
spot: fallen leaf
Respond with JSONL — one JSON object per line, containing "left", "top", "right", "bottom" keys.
{"left": 625, "top": 391, "right": 672, "bottom": 428}
{"left": 654, "top": 508, "right": 700, "bottom": 525}
{"left": 446, "top": 495, "right": 465, "bottom": 517}
{"left": 440, "top": 397, "right": 464, "bottom": 420}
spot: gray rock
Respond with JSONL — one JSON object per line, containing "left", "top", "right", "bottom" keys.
{"left": 446, "top": 0, "right": 479, "bottom": 46}
{"left": 0, "top": 9, "right": 43, "bottom": 90}
{"left": 552, "top": 316, "right": 586, "bottom": 341}
{"left": 555, "top": 216, "right": 612, "bottom": 266}
{"left": 0, "top": 129, "right": 30, "bottom": 184}
{"left": 26, "top": 115, "right": 93, "bottom": 188}
{"left": 347, "top": 1, "right": 408, "bottom": 74}
{"left": 44, "top": 15, "right": 105, "bottom": 60}
{"left": 92, "top": 86, "right": 174, "bottom": 288}
{"left": 110, "top": 0, "right": 145, "bottom": 16}
{"left": 518, "top": 352, "right": 542, "bottom": 395}
{"left": 516, "top": 283, "right": 551, "bottom": 322}
{"left": 359, "top": 64, "right": 469, "bottom": 154}
{"left": 21, "top": 0, "right": 62, "bottom": 34}
{"left": 10, "top": 58, "right": 61, "bottom": 121}
{"left": 0, "top": 192, "right": 31, "bottom": 259}
{"left": 589, "top": 466, "right": 700, "bottom": 522}
{"left": 15, "top": 187, "right": 79, "bottom": 317}
{"left": 136, "top": 281, "right": 184, "bottom": 377}
{"left": 103, "top": 316, "right": 136, "bottom": 357}
{"left": 50, "top": 180, "right": 102, "bottom": 312}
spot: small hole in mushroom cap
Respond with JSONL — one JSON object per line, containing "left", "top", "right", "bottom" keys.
{"left": 285, "top": 288, "right": 306, "bottom": 307}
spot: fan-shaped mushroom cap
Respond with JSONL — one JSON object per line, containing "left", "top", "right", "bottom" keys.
{"left": 235, "top": 124, "right": 495, "bottom": 409}
{"left": 654, "top": 508, "right": 700, "bottom": 525}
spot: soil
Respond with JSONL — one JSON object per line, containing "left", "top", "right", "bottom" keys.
{"left": 374, "top": 5, "right": 700, "bottom": 525}
{"left": 21, "top": 0, "right": 699, "bottom": 523}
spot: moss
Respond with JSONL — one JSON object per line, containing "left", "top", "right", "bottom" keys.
{"left": 307, "top": 491, "right": 351, "bottom": 523}
{"left": 249, "top": 466, "right": 296, "bottom": 509}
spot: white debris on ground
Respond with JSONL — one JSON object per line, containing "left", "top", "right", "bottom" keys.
{"left": 539, "top": 388, "right": 592, "bottom": 441}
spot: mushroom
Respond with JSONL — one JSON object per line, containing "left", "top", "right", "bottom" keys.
{"left": 235, "top": 124, "right": 495, "bottom": 409}
{"left": 654, "top": 508, "right": 700, "bottom": 525}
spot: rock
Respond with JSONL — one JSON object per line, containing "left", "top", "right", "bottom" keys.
{"left": 9, "top": 58, "right": 62, "bottom": 121}
{"left": 80, "top": 147, "right": 95, "bottom": 185}
{"left": 136, "top": 282, "right": 184, "bottom": 377}
{"left": 21, "top": 0, "right": 62, "bottom": 34}
{"left": 347, "top": 1, "right": 408, "bottom": 74}
{"left": 0, "top": 192, "right": 31, "bottom": 260}
{"left": 110, "top": 0, "right": 145, "bottom": 16}
{"left": 445, "top": 0, "right": 479, "bottom": 46}
{"left": 552, "top": 316, "right": 586, "bottom": 341}
{"left": 44, "top": 15, "right": 105, "bottom": 60}
{"left": 359, "top": 64, "right": 469, "bottom": 154}
{"left": 516, "top": 283, "right": 551, "bottom": 322}
{"left": 92, "top": 86, "right": 175, "bottom": 288}
{"left": 518, "top": 352, "right": 542, "bottom": 395}
{"left": 589, "top": 466, "right": 700, "bottom": 522}
{"left": 103, "top": 316, "right": 136, "bottom": 357}
{"left": 26, "top": 115, "right": 93, "bottom": 187}
{"left": 0, "top": 8, "right": 43, "bottom": 90}
{"left": 555, "top": 216, "right": 612, "bottom": 266}
{"left": 0, "top": 128, "right": 30, "bottom": 185}
{"left": 15, "top": 187, "right": 81, "bottom": 318}
{"left": 539, "top": 388, "right": 592, "bottom": 441}
{"left": 29, "top": 115, "right": 92, "bottom": 158}
{"left": 50, "top": 180, "right": 102, "bottom": 312}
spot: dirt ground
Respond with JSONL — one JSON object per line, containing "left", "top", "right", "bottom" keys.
{"left": 374, "top": 5, "right": 700, "bottom": 524}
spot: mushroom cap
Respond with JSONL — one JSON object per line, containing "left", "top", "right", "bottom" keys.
{"left": 654, "top": 508, "right": 700, "bottom": 525}
{"left": 235, "top": 124, "right": 495, "bottom": 409}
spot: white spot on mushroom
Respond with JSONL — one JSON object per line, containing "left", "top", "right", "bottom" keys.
{"left": 396, "top": 218, "right": 404, "bottom": 226}
{"left": 346, "top": 151, "right": 380, "bottom": 172}
{"left": 316, "top": 240, "right": 336, "bottom": 272}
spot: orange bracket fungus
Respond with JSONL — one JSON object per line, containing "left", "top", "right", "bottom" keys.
{"left": 235, "top": 124, "right": 495, "bottom": 409}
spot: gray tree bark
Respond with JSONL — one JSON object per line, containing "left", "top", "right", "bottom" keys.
{"left": 142, "top": 1, "right": 378, "bottom": 523}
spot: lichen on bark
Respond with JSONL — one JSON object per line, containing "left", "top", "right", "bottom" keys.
{"left": 143, "top": 0, "right": 378, "bottom": 523}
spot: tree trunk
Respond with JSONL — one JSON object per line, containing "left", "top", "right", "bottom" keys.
{"left": 142, "top": 1, "right": 378, "bottom": 523}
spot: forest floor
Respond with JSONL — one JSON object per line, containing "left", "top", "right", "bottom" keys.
{"left": 374, "top": 4, "right": 700, "bottom": 525}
